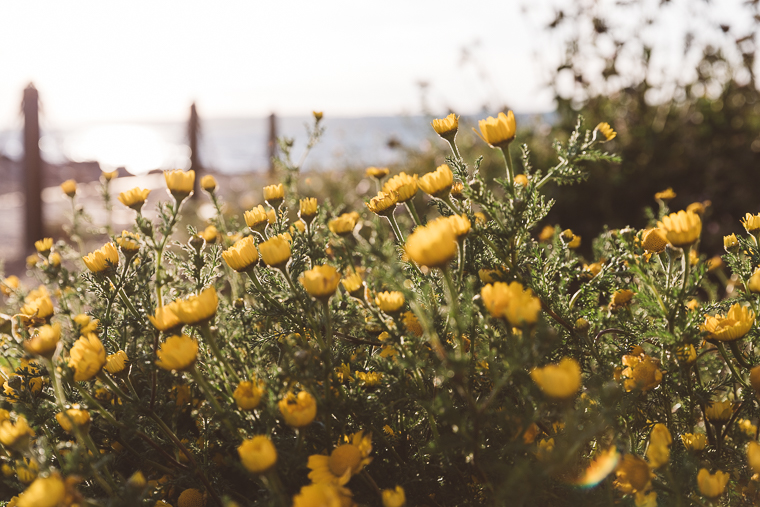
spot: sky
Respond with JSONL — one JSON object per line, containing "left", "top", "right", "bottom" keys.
{"left": 0, "top": 0, "right": 557, "bottom": 129}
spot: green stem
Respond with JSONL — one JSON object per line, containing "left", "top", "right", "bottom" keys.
{"left": 456, "top": 239, "right": 466, "bottom": 287}
{"left": 322, "top": 300, "right": 334, "bottom": 450}
{"left": 155, "top": 202, "right": 182, "bottom": 308}
{"left": 199, "top": 321, "right": 241, "bottom": 383}
{"left": 442, "top": 195, "right": 462, "bottom": 215}
{"left": 447, "top": 138, "right": 463, "bottom": 163}
{"left": 188, "top": 365, "right": 240, "bottom": 438}
{"left": 385, "top": 213, "right": 406, "bottom": 243}
{"left": 406, "top": 200, "right": 423, "bottom": 227}
{"left": 729, "top": 340, "right": 752, "bottom": 369}
{"left": 500, "top": 145, "right": 515, "bottom": 188}
{"left": 441, "top": 267, "right": 464, "bottom": 337}
{"left": 716, "top": 342, "right": 750, "bottom": 390}
{"left": 97, "top": 372, "right": 134, "bottom": 403}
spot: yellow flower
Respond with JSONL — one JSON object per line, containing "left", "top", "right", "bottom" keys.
{"left": 431, "top": 113, "right": 459, "bottom": 139}
{"left": 199, "top": 225, "right": 218, "bottom": 244}
{"left": 263, "top": 184, "right": 285, "bottom": 207}
{"left": 259, "top": 235, "right": 292, "bottom": 268}
{"left": 292, "top": 483, "right": 347, "bottom": 507}
{"left": 535, "top": 437, "right": 555, "bottom": 461}
{"left": 164, "top": 169, "right": 195, "bottom": 201}
{"left": 366, "top": 190, "right": 399, "bottom": 216}
{"left": 382, "top": 173, "right": 419, "bottom": 204}
{"left": 403, "top": 311, "right": 423, "bottom": 337}
{"left": 382, "top": 485, "right": 406, "bottom": 507}
{"left": 354, "top": 371, "right": 383, "bottom": 387}
{"left": 676, "top": 344, "right": 697, "bottom": 365}
{"left": 481, "top": 281, "right": 542, "bottom": 327}
{"left": 68, "top": 334, "right": 107, "bottom": 381}
{"left": 451, "top": 181, "right": 464, "bottom": 198}
{"left": 435, "top": 214, "right": 470, "bottom": 238}
{"left": 24, "top": 322, "right": 60, "bottom": 358}
{"left": 642, "top": 228, "right": 667, "bottom": 253}
{"left": 375, "top": 291, "right": 405, "bottom": 313}
{"left": 308, "top": 431, "right": 372, "bottom": 485}
{"left": 299, "top": 198, "right": 318, "bottom": 222}
{"left": 238, "top": 435, "right": 277, "bottom": 474}
{"left": 21, "top": 286, "right": 54, "bottom": 320}
{"left": 234, "top": 379, "right": 264, "bottom": 410}
{"left": 16, "top": 458, "right": 38, "bottom": 484}
{"left": 700, "top": 303, "right": 755, "bottom": 341}
{"left": 341, "top": 272, "right": 364, "bottom": 297}
{"left": 567, "top": 234, "right": 581, "bottom": 249}
{"left": 751, "top": 364, "right": 760, "bottom": 392}
{"left": 366, "top": 166, "right": 390, "bottom": 179}
{"left": 654, "top": 187, "right": 676, "bottom": 201}
{"left": 475, "top": 111, "right": 516, "bottom": 147}
{"left": 621, "top": 352, "right": 662, "bottom": 392}
{"left": 530, "top": 358, "right": 582, "bottom": 399}
{"left": 613, "top": 454, "right": 651, "bottom": 494}
{"left": 156, "top": 335, "right": 199, "bottom": 371}
{"left": 657, "top": 210, "right": 701, "bottom": 248}
{"left": 222, "top": 236, "right": 259, "bottom": 272}
{"left": 172, "top": 287, "right": 218, "bottom": 325}
{"left": 104, "top": 350, "right": 129, "bottom": 375}
{"left": 594, "top": 122, "right": 616, "bottom": 141}
{"left": 118, "top": 187, "right": 151, "bottom": 211}
{"left": 73, "top": 314, "right": 98, "bottom": 334}
{"left": 706, "top": 256, "right": 723, "bottom": 272}
{"left": 697, "top": 469, "right": 729, "bottom": 498}
{"left": 328, "top": 212, "right": 359, "bottom": 235}
{"left": 687, "top": 200, "right": 710, "bottom": 215}
{"left": 148, "top": 305, "right": 182, "bottom": 332}
{"left": 61, "top": 179, "right": 77, "bottom": 197}
{"left": 681, "top": 433, "right": 706, "bottom": 451}
{"left": 26, "top": 254, "right": 39, "bottom": 267}
{"left": 742, "top": 213, "right": 760, "bottom": 233}
{"left": 267, "top": 208, "right": 277, "bottom": 225}
{"left": 646, "top": 424, "right": 671, "bottom": 468}
{"left": 748, "top": 441, "right": 760, "bottom": 473}
{"left": 405, "top": 219, "right": 458, "bottom": 268}
{"left": 16, "top": 473, "right": 66, "bottom": 507}
{"left": 1, "top": 275, "right": 19, "bottom": 296}
{"left": 200, "top": 174, "right": 217, "bottom": 193}
{"left": 244, "top": 205, "right": 269, "bottom": 232}
{"left": 177, "top": 488, "right": 206, "bottom": 507}
{"left": 300, "top": 265, "right": 341, "bottom": 299}
{"left": 82, "top": 242, "right": 119, "bottom": 273}
{"left": 538, "top": 225, "right": 555, "bottom": 242}
{"left": 514, "top": 173, "right": 529, "bottom": 186}
{"left": 748, "top": 268, "right": 760, "bottom": 293}
{"left": 278, "top": 391, "right": 317, "bottom": 428}
{"left": 34, "top": 238, "right": 53, "bottom": 254}
{"left": 56, "top": 405, "right": 91, "bottom": 433}
{"left": 0, "top": 415, "right": 35, "bottom": 448}
{"left": 418, "top": 164, "right": 454, "bottom": 198}
{"left": 609, "top": 289, "right": 634, "bottom": 310}
{"left": 705, "top": 401, "right": 733, "bottom": 424}
{"left": 738, "top": 418, "right": 757, "bottom": 437}
{"left": 102, "top": 169, "right": 118, "bottom": 181}
{"left": 115, "top": 230, "right": 140, "bottom": 256}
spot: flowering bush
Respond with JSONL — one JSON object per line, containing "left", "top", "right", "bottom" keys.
{"left": 3, "top": 111, "right": 760, "bottom": 506}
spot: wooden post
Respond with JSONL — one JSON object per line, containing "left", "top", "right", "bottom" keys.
{"left": 23, "top": 83, "right": 43, "bottom": 250}
{"left": 188, "top": 102, "right": 202, "bottom": 198}
{"left": 268, "top": 112, "right": 277, "bottom": 176}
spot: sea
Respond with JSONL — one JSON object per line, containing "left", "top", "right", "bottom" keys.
{"left": 0, "top": 115, "right": 441, "bottom": 176}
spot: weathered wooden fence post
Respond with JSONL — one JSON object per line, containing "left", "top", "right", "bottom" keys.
{"left": 23, "top": 83, "right": 43, "bottom": 250}
{"left": 268, "top": 112, "right": 277, "bottom": 176}
{"left": 188, "top": 102, "right": 202, "bottom": 198}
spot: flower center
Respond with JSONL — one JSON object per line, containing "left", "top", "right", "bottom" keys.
{"left": 328, "top": 444, "right": 361, "bottom": 477}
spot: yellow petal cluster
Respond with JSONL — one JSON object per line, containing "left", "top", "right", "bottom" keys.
{"left": 259, "top": 235, "right": 292, "bottom": 268}
{"left": 328, "top": 212, "right": 360, "bottom": 235}
{"left": 613, "top": 454, "right": 651, "bottom": 494}
{"left": 172, "top": 287, "right": 218, "bottom": 325}
{"left": 222, "top": 236, "right": 259, "bottom": 272}
{"left": 61, "top": 179, "right": 77, "bottom": 197}
{"left": 382, "top": 485, "right": 406, "bottom": 507}
{"left": 200, "top": 174, "right": 217, "bottom": 192}
{"left": 82, "top": 242, "right": 119, "bottom": 273}
{"left": 431, "top": 113, "right": 459, "bottom": 138}
{"left": 705, "top": 400, "right": 733, "bottom": 424}
{"left": 148, "top": 305, "right": 182, "bottom": 332}
{"left": 234, "top": 379, "right": 264, "bottom": 410}
{"left": 34, "top": 238, "right": 53, "bottom": 254}
{"left": 641, "top": 228, "right": 667, "bottom": 253}
{"left": 365, "top": 190, "right": 398, "bottom": 216}
{"left": 657, "top": 210, "right": 701, "bottom": 248}
{"left": 238, "top": 435, "right": 277, "bottom": 474}
{"left": 307, "top": 431, "right": 372, "bottom": 484}
{"left": 405, "top": 219, "right": 458, "bottom": 268}
{"left": 742, "top": 212, "right": 760, "bottom": 233}
{"left": 621, "top": 351, "right": 662, "bottom": 392}
{"left": 156, "top": 335, "right": 199, "bottom": 371}
{"left": 264, "top": 184, "right": 285, "bottom": 205}
{"left": 375, "top": 291, "right": 405, "bottom": 313}
{"left": 164, "top": 169, "right": 195, "bottom": 200}
{"left": 366, "top": 166, "right": 390, "bottom": 179}
{"left": 244, "top": 205, "right": 269, "bottom": 230}
{"left": 696, "top": 469, "right": 729, "bottom": 498}
{"left": 118, "top": 187, "right": 151, "bottom": 211}
{"left": 481, "top": 281, "right": 542, "bottom": 327}
{"left": 68, "top": 334, "right": 107, "bottom": 381}
{"left": 748, "top": 441, "right": 760, "bottom": 473}
{"left": 594, "top": 122, "right": 616, "bottom": 141}
{"left": 278, "top": 391, "right": 317, "bottom": 428}
{"left": 21, "top": 286, "right": 54, "bottom": 320}
{"left": 383, "top": 172, "right": 418, "bottom": 203}
{"left": 300, "top": 265, "right": 341, "bottom": 299}
{"left": 646, "top": 423, "right": 671, "bottom": 468}
{"left": 116, "top": 230, "right": 140, "bottom": 256}
{"left": 700, "top": 302, "right": 755, "bottom": 342}
{"left": 56, "top": 406, "right": 91, "bottom": 433}
{"left": 299, "top": 198, "right": 318, "bottom": 220}
{"left": 530, "top": 358, "right": 582, "bottom": 399}
{"left": 476, "top": 111, "right": 516, "bottom": 147}
{"left": 104, "top": 350, "right": 129, "bottom": 375}
{"left": 418, "top": 164, "right": 454, "bottom": 197}
{"left": 24, "top": 322, "right": 60, "bottom": 358}
{"left": 0, "top": 415, "right": 35, "bottom": 448}
{"left": 16, "top": 473, "right": 66, "bottom": 507}
{"left": 681, "top": 433, "right": 706, "bottom": 451}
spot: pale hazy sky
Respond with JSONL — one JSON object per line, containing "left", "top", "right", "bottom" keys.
{"left": 0, "top": 0, "right": 556, "bottom": 129}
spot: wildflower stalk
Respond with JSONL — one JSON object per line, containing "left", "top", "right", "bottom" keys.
{"left": 442, "top": 195, "right": 462, "bottom": 215}
{"left": 728, "top": 340, "right": 752, "bottom": 369}
{"left": 406, "top": 200, "right": 423, "bottom": 226}
{"left": 155, "top": 201, "right": 183, "bottom": 308}
{"left": 321, "top": 299, "right": 335, "bottom": 450}
{"left": 97, "top": 371, "right": 134, "bottom": 403}
{"left": 441, "top": 266, "right": 464, "bottom": 336}
{"left": 188, "top": 364, "right": 240, "bottom": 438}
{"left": 499, "top": 145, "right": 515, "bottom": 188}
{"left": 385, "top": 213, "right": 406, "bottom": 243}
{"left": 199, "top": 321, "right": 241, "bottom": 383}
{"left": 716, "top": 342, "right": 750, "bottom": 390}
{"left": 447, "top": 139, "right": 463, "bottom": 163}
